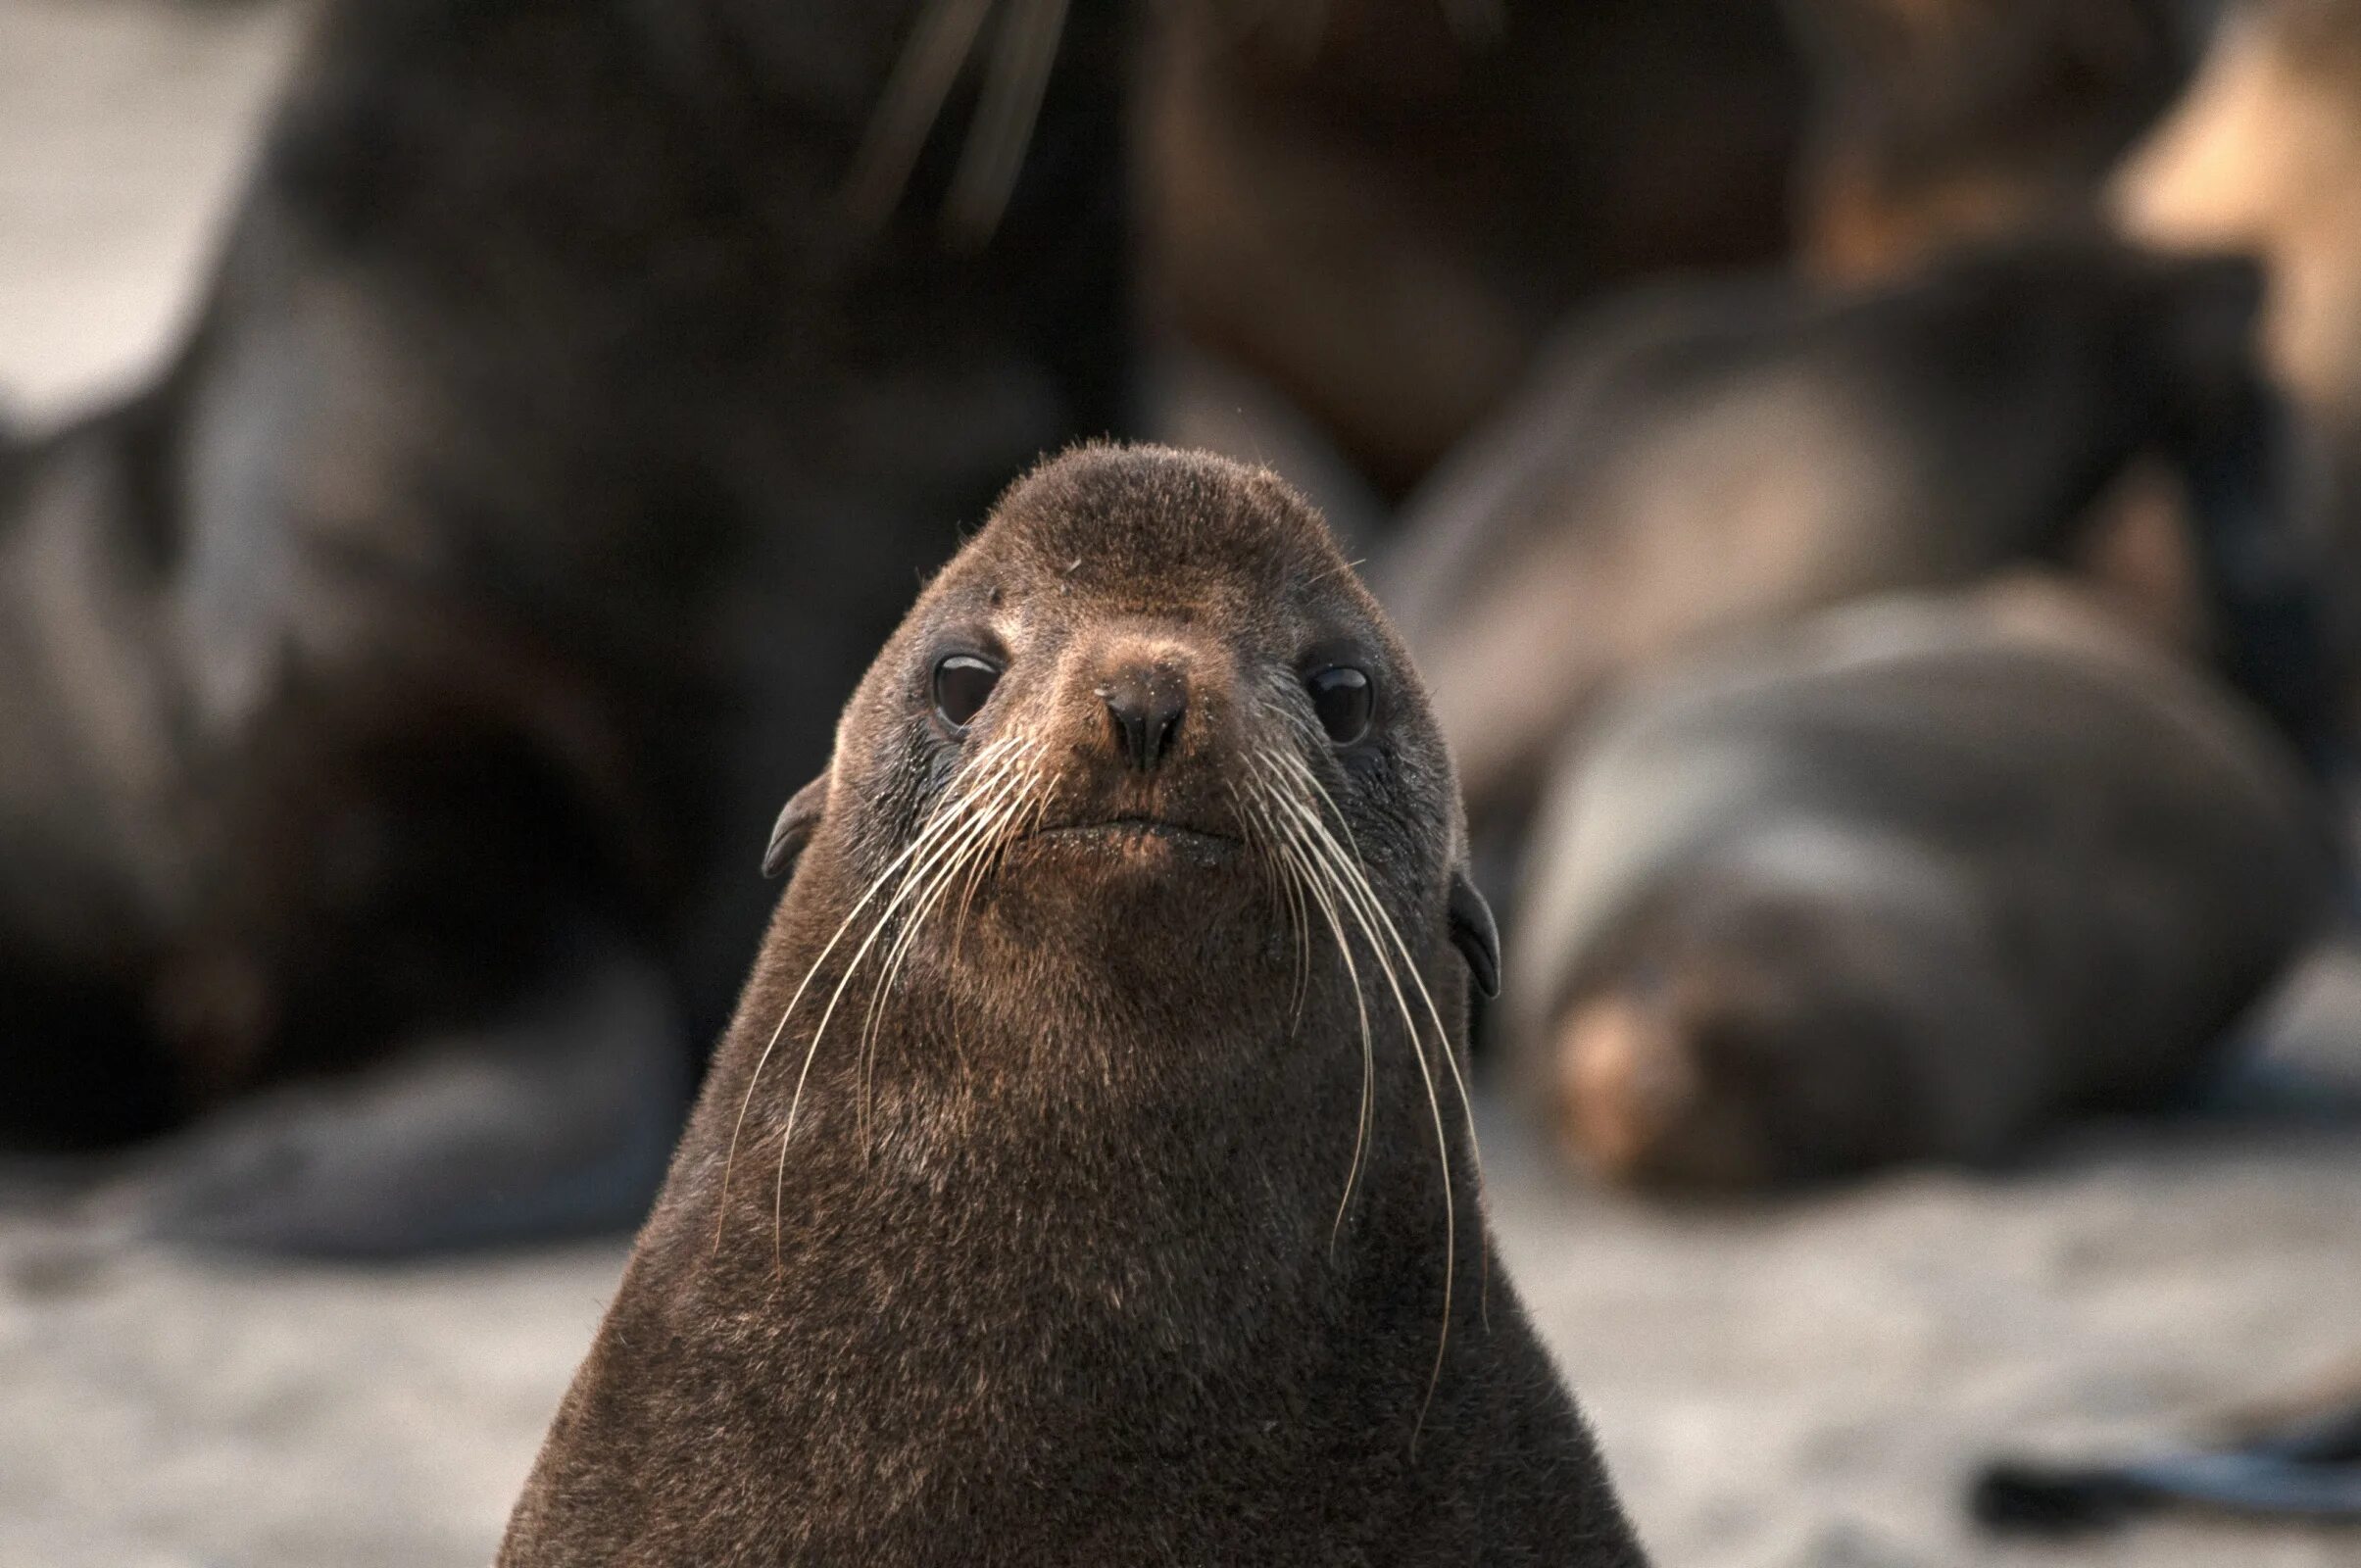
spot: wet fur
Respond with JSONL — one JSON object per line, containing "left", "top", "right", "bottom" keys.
{"left": 499, "top": 446, "right": 1645, "bottom": 1565}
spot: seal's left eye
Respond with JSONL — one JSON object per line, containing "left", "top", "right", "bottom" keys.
{"left": 1307, "top": 666, "right": 1372, "bottom": 746}
{"left": 933, "top": 655, "right": 1002, "bottom": 731}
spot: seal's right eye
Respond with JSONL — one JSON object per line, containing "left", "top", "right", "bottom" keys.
{"left": 932, "top": 655, "right": 1003, "bottom": 732}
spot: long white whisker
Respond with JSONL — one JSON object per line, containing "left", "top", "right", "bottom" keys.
{"left": 713, "top": 734, "right": 1031, "bottom": 1250}
{"left": 844, "top": 0, "right": 997, "bottom": 230}
{"left": 1255, "top": 746, "right": 1463, "bottom": 1445}
{"left": 768, "top": 741, "right": 1043, "bottom": 1261}
{"left": 856, "top": 763, "right": 1046, "bottom": 1140}
{"left": 946, "top": 0, "right": 1069, "bottom": 241}
{"left": 1269, "top": 745, "right": 1493, "bottom": 1324}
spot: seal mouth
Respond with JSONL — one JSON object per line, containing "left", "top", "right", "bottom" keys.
{"left": 1020, "top": 815, "right": 1239, "bottom": 850}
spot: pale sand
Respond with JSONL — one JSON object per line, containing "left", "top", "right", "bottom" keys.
{"left": 2, "top": 4, "right": 2356, "bottom": 1564}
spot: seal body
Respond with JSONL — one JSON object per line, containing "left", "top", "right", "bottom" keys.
{"left": 1511, "top": 577, "right": 2334, "bottom": 1189}
{"left": 1791, "top": 0, "right": 2205, "bottom": 278}
{"left": 0, "top": 0, "right": 1129, "bottom": 1245}
{"left": 1378, "top": 236, "right": 2296, "bottom": 834}
{"left": 1142, "top": 0, "right": 1804, "bottom": 495}
{"left": 2116, "top": 0, "right": 2361, "bottom": 729}
{"left": 500, "top": 446, "right": 1645, "bottom": 1565}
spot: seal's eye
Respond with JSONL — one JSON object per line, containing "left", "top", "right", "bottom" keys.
{"left": 933, "top": 654, "right": 1002, "bottom": 732}
{"left": 1306, "top": 666, "right": 1372, "bottom": 746}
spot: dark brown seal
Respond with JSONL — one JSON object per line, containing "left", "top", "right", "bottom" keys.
{"left": 1378, "top": 235, "right": 2314, "bottom": 838}
{"left": 1142, "top": 0, "right": 1805, "bottom": 496}
{"left": 1510, "top": 577, "right": 2335, "bottom": 1189}
{"left": 1790, "top": 0, "right": 2206, "bottom": 279}
{"left": 2116, "top": 0, "right": 2361, "bottom": 726}
{"left": 0, "top": 0, "right": 1130, "bottom": 1249}
{"left": 499, "top": 445, "right": 1646, "bottom": 1566}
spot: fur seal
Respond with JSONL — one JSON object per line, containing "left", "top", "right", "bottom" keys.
{"left": 1142, "top": 0, "right": 1805, "bottom": 495}
{"left": 2115, "top": 0, "right": 2361, "bottom": 732}
{"left": 498, "top": 445, "right": 1647, "bottom": 1566}
{"left": 1789, "top": 0, "right": 2206, "bottom": 279}
{"left": 0, "top": 0, "right": 1131, "bottom": 1250}
{"left": 1509, "top": 576, "right": 2334, "bottom": 1189}
{"left": 1377, "top": 235, "right": 2321, "bottom": 837}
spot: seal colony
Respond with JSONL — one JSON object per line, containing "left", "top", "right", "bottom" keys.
{"left": 499, "top": 446, "right": 1647, "bottom": 1566}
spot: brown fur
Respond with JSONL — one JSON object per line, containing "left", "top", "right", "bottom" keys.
{"left": 1792, "top": 0, "right": 2205, "bottom": 278}
{"left": 499, "top": 446, "right": 1647, "bottom": 1565}
{"left": 1141, "top": 0, "right": 1805, "bottom": 496}
{"left": 1511, "top": 577, "right": 2335, "bottom": 1190}
{"left": 1377, "top": 236, "right": 2295, "bottom": 835}
{"left": 2116, "top": 0, "right": 2361, "bottom": 726}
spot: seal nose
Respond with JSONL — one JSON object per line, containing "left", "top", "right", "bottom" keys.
{"left": 1098, "top": 665, "right": 1187, "bottom": 772}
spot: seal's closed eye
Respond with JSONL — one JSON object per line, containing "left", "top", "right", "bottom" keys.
{"left": 762, "top": 775, "right": 829, "bottom": 879}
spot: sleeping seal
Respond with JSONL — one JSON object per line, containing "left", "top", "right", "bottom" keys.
{"left": 1511, "top": 576, "right": 2333, "bottom": 1188}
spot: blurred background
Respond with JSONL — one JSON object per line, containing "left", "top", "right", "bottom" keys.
{"left": 2, "top": 0, "right": 2360, "bottom": 1563}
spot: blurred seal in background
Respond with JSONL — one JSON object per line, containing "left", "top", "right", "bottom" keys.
{"left": 1378, "top": 236, "right": 2319, "bottom": 843}
{"left": 0, "top": 0, "right": 1131, "bottom": 1250}
{"left": 1142, "top": 0, "right": 1807, "bottom": 498}
{"left": 1789, "top": 0, "right": 2210, "bottom": 278}
{"left": 499, "top": 446, "right": 1646, "bottom": 1566}
{"left": 2117, "top": 0, "right": 2361, "bottom": 742}
{"left": 1511, "top": 575, "right": 2335, "bottom": 1189}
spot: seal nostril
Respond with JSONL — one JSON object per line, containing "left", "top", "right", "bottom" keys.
{"left": 1099, "top": 671, "right": 1187, "bottom": 771}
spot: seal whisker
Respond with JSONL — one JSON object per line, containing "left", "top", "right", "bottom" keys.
{"left": 713, "top": 732, "right": 1033, "bottom": 1252}
{"left": 1228, "top": 776, "right": 1314, "bottom": 1025}
{"left": 771, "top": 740, "right": 1046, "bottom": 1262}
{"left": 945, "top": 0, "right": 1069, "bottom": 241}
{"left": 1247, "top": 757, "right": 1381, "bottom": 1251}
{"left": 1265, "top": 743, "right": 1493, "bottom": 1324}
{"left": 856, "top": 752, "right": 1049, "bottom": 1144}
{"left": 1255, "top": 751, "right": 1460, "bottom": 1440}
{"left": 722, "top": 735, "right": 1034, "bottom": 1257}
{"left": 1257, "top": 785, "right": 1377, "bottom": 1250}
{"left": 1269, "top": 741, "right": 1488, "bottom": 1212}
{"left": 843, "top": 0, "right": 997, "bottom": 232}
{"left": 854, "top": 760, "right": 1022, "bottom": 1147}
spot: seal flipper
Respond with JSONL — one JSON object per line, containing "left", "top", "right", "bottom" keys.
{"left": 1974, "top": 1396, "right": 2361, "bottom": 1535}
{"left": 1449, "top": 864, "right": 1501, "bottom": 999}
{"left": 762, "top": 774, "right": 829, "bottom": 879}
{"left": 90, "top": 939, "right": 689, "bottom": 1257}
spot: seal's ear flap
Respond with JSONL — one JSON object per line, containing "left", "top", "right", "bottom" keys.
{"left": 762, "top": 774, "right": 829, "bottom": 879}
{"left": 1448, "top": 866, "right": 1500, "bottom": 1000}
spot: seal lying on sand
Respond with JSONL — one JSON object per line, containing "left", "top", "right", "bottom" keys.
{"left": 0, "top": 0, "right": 1130, "bottom": 1250}
{"left": 1379, "top": 236, "right": 2321, "bottom": 837}
{"left": 1511, "top": 577, "right": 2334, "bottom": 1189}
{"left": 499, "top": 445, "right": 1648, "bottom": 1566}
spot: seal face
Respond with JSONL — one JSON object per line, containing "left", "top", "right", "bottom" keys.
{"left": 499, "top": 445, "right": 1646, "bottom": 1567}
